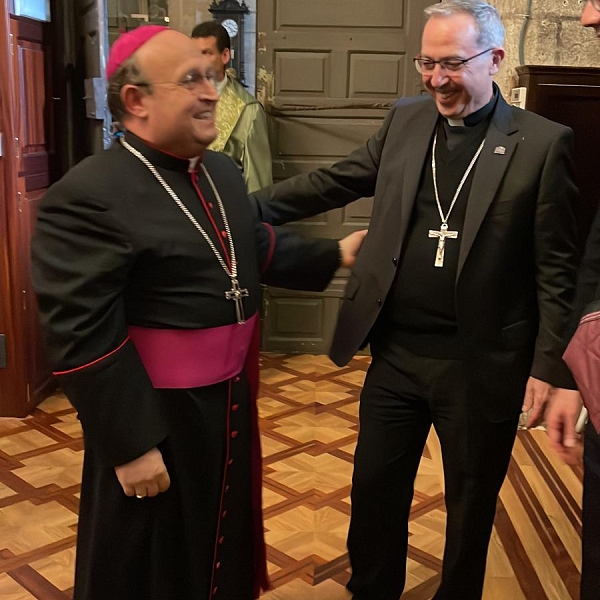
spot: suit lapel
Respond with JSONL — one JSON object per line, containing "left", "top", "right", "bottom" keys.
{"left": 397, "top": 103, "right": 439, "bottom": 242}
{"left": 457, "top": 98, "right": 520, "bottom": 281}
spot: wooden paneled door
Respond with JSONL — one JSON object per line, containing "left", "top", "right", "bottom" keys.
{"left": 0, "top": 5, "right": 54, "bottom": 416}
{"left": 256, "top": 0, "right": 432, "bottom": 353}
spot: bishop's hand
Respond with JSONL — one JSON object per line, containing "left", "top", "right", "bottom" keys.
{"left": 115, "top": 446, "right": 171, "bottom": 498}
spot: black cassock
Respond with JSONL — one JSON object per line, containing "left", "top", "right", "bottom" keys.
{"left": 31, "top": 134, "right": 339, "bottom": 600}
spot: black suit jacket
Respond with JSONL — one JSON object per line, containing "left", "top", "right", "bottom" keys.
{"left": 253, "top": 94, "right": 580, "bottom": 419}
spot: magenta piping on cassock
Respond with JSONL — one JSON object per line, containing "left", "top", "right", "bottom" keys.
{"left": 128, "top": 313, "right": 258, "bottom": 389}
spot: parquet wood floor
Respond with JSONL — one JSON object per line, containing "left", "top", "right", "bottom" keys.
{"left": 0, "top": 354, "right": 583, "bottom": 599}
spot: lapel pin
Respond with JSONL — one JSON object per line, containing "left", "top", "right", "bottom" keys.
{"left": 494, "top": 146, "right": 506, "bottom": 155}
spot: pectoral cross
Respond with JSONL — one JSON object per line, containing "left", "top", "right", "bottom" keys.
{"left": 225, "top": 278, "right": 249, "bottom": 324}
{"left": 428, "top": 223, "right": 458, "bottom": 268}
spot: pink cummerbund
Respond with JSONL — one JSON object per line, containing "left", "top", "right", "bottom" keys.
{"left": 128, "top": 313, "right": 258, "bottom": 389}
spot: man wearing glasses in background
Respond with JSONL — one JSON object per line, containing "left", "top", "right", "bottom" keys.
{"left": 546, "top": 2, "right": 600, "bottom": 599}
{"left": 251, "top": 1, "right": 579, "bottom": 598}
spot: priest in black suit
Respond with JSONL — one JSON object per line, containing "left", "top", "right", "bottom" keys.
{"left": 251, "top": 1, "right": 579, "bottom": 599}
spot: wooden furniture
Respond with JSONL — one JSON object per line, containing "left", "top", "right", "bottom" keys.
{"left": 517, "top": 65, "right": 600, "bottom": 247}
{"left": 0, "top": 5, "right": 54, "bottom": 416}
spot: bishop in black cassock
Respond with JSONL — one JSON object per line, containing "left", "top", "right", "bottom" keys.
{"left": 31, "top": 27, "right": 362, "bottom": 600}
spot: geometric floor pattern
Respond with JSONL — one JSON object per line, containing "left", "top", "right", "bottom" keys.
{"left": 0, "top": 353, "right": 583, "bottom": 600}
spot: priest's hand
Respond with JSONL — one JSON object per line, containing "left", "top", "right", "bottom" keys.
{"left": 339, "top": 229, "right": 368, "bottom": 268}
{"left": 115, "top": 447, "right": 171, "bottom": 498}
{"left": 521, "top": 376, "right": 551, "bottom": 428}
{"left": 546, "top": 388, "right": 584, "bottom": 464}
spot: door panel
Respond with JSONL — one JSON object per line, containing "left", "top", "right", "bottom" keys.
{"left": 17, "top": 33, "right": 50, "bottom": 191}
{"left": 19, "top": 184, "right": 50, "bottom": 401}
{"left": 257, "top": 0, "right": 431, "bottom": 353}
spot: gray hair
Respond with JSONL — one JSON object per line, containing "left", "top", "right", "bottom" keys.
{"left": 424, "top": 0, "right": 505, "bottom": 49}
{"left": 107, "top": 56, "right": 151, "bottom": 122}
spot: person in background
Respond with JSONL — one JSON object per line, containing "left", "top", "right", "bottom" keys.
{"left": 30, "top": 26, "right": 364, "bottom": 600}
{"left": 251, "top": 1, "right": 580, "bottom": 598}
{"left": 192, "top": 21, "right": 272, "bottom": 193}
{"left": 545, "top": 2, "right": 600, "bottom": 599}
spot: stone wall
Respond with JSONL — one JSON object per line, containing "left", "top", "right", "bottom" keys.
{"left": 165, "top": 0, "right": 206, "bottom": 37}
{"left": 491, "top": 0, "right": 599, "bottom": 95}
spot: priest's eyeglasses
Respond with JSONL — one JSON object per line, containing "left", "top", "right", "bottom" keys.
{"left": 414, "top": 48, "right": 494, "bottom": 74}
{"left": 135, "top": 70, "right": 216, "bottom": 92}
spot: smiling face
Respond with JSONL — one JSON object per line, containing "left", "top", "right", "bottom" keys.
{"left": 124, "top": 30, "right": 218, "bottom": 158}
{"left": 420, "top": 12, "right": 504, "bottom": 119}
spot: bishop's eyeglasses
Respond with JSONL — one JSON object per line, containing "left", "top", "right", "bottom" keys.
{"left": 135, "top": 70, "right": 216, "bottom": 92}
{"left": 414, "top": 48, "right": 494, "bottom": 74}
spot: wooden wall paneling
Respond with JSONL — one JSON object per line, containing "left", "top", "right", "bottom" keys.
{"left": 0, "top": 9, "right": 24, "bottom": 415}
{"left": 0, "top": 11, "right": 54, "bottom": 416}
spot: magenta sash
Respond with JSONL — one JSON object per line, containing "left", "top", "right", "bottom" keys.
{"left": 128, "top": 313, "right": 258, "bottom": 389}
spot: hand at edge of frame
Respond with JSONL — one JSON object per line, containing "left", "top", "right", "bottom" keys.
{"left": 545, "top": 387, "right": 584, "bottom": 465}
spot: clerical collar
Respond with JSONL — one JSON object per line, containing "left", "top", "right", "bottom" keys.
{"left": 445, "top": 84, "right": 499, "bottom": 128}
{"left": 215, "top": 74, "right": 229, "bottom": 96}
{"left": 117, "top": 132, "right": 202, "bottom": 173}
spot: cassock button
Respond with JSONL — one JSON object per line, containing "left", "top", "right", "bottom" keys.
{"left": 219, "top": 536, "right": 225, "bottom": 544}
{"left": 216, "top": 562, "right": 221, "bottom": 570}
{"left": 221, "top": 230, "right": 227, "bottom": 238}
{"left": 392, "top": 257, "right": 398, "bottom": 266}
{"left": 228, "top": 459, "right": 234, "bottom": 465}
{"left": 222, "top": 509, "right": 228, "bottom": 518}
{"left": 231, "top": 431, "right": 239, "bottom": 438}
{"left": 225, "top": 485, "right": 230, "bottom": 492}
{"left": 377, "top": 299, "right": 382, "bottom": 307}
{"left": 233, "top": 376, "right": 241, "bottom": 383}
{"left": 208, "top": 202, "right": 214, "bottom": 209}
{"left": 231, "top": 404, "right": 240, "bottom": 412}
{"left": 213, "top": 586, "right": 218, "bottom": 594}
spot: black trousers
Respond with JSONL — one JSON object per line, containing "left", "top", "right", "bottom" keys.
{"left": 346, "top": 347, "right": 520, "bottom": 600}
{"left": 581, "top": 421, "right": 600, "bottom": 600}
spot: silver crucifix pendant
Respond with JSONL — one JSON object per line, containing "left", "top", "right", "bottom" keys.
{"left": 428, "top": 223, "right": 459, "bottom": 268}
{"left": 225, "top": 278, "right": 250, "bottom": 324}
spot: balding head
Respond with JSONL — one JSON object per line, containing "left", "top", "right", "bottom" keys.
{"left": 133, "top": 29, "right": 202, "bottom": 82}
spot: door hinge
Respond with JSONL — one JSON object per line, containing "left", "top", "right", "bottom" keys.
{"left": 22, "top": 290, "right": 27, "bottom": 310}
{"left": 0, "top": 132, "right": 4, "bottom": 158}
{"left": 0, "top": 334, "right": 6, "bottom": 368}
{"left": 17, "top": 191, "right": 22, "bottom": 213}
{"left": 27, "top": 384, "right": 31, "bottom": 402}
